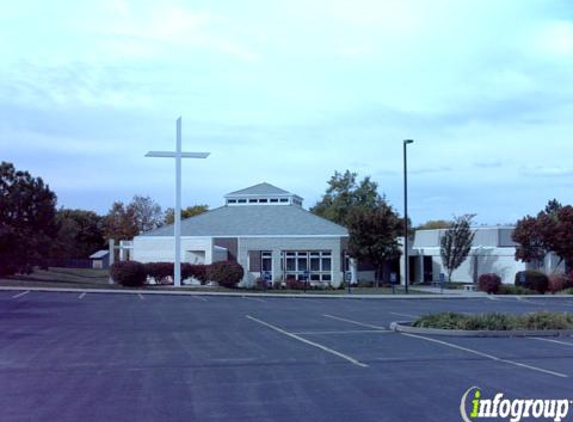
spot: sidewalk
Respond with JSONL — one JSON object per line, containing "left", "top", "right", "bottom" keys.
{"left": 410, "top": 285, "right": 487, "bottom": 296}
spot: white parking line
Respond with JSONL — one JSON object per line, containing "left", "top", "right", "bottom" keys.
{"left": 516, "top": 297, "right": 542, "bottom": 305}
{"left": 246, "top": 315, "right": 368, "bottom": 368}
{"left": 191, "top": 296, "right": 208, "bottom": 302}
{"left": 137, "top": 293, "right": 145, "bottom": 300}
{"left": 531, "top": 337, "right": 573, "bottom": 347}
{"left": 12, "top": 291, "right": 30, "bottom": 299}
{"left": 292, "top": 329, "right": 393, "bottom": 335}
{"left": 389, "top": 312, "right": 419, "bottom": 319}
{"left": 243, "top": 297, "right": 266, "bottom": 303}
{"left": 78, "top": 292, "right": 87, "bottom": 299}
{"left": 401, "top": 332, "right": 567, "bottom": 378}
{"left": 323, "top": 314, "right": 387, "bottom": 330}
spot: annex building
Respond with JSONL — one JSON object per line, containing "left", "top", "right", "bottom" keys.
{"left": 403, "top": 226, "right": 565, "bottom": 285}
{"left": 132, "top": 183, "right": 353, "bottom": 287}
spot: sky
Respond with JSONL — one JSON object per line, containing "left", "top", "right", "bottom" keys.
{"left": 1, "top": 0, "right": 573, "bottom": 225}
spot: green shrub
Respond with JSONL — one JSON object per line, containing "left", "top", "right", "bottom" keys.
{"left": 514, "top": 270, "right": 549, "bottom": 294}
{"left": 547, "top": 274, "right": 573, "bottom": 294}
{"left": 206, "top": 261, "right": 244, "bottom": 288}
{"left": 110, "top": 261, "right": 147, "bottom": 287}
{"left": 478, "top": 273, "right": 501, "bottom": 294}
{"left": 413, "top": 311, "right": 573, "bottom": 330}
{"left": 497, "top": 284, "right": 537, "bottom": 295}
{"left": 558, "top": 287, "right": 573, "bottom": 295}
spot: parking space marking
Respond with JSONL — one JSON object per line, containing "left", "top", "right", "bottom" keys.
{"left": 138, "top": 293, "right": 145, "bottom": 300}
{"left": 323, "top": 314, "right": 387, "bottom": 330}
{"left": 242, "top": 297, "right": 266, "bottom": 303}
{"left": 531, "top": 337, "right": 573, "bottom": 347}
{"left": 12, "top": 291, "right": 30, "bottom": 299}
{"left": 389, "top": 312, "right": 419, "bottom": 319}
{"left": 401, "top": 332, "right": 568, "bottom": 378}
{"left": 516, "top": 297, "right": 542, "bottom": 306}
{"left": 78, "top": 292, "right": 86, "bottom": 299}
{"left": 292, "top": 329, "right": 393, "bottom": 335}
{"left": 246, "top": 315, "right": 368, "bottom": 368}
{"left": 191, "top": 296, "right": 208, "bottom": 302}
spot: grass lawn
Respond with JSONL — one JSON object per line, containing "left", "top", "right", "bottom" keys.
{"left": 0, "top": 267, "right": 118, "bottom": 289}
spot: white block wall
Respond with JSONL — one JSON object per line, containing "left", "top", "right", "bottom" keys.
{"left": 132, "top": 236, "right": 213, "bottom": 263}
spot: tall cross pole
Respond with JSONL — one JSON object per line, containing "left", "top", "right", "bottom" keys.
{"left": 146, "top": 117, "right": 210, "bottom": 287}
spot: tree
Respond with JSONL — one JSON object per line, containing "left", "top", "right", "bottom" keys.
{"left": 129, "top": 195, "right": 163, "bottom": 233}
{"left": 163, "top": 205, "right": 209, "bottom": 225}
{"left": 512, "top": 215, "right": 547, "bottom": 269}
{"left": 0, "top": 162, "right": 58, "bottom": 275}
{"left": 311, "top": 170, "right": 383, "bottom": 226}
{"left": 440, "top": 214, "right": 476, "bottom": 282}
{"left": 103, "top": 195, "right": 164, "bottom": 241}
{"left": 538, "top": 206, "right": 573, "bottom": 270}
{"left": 416, "top": 219, "right": 453, "bottom": 230}
{"left": 103, "top": 201, "right": 138, "bottom": 241}
{"left": 51, "top": 209, "right": 105, "bottom": 259}
{"left": 512, "top": 199, "right": 573, "bottom": 271}
{"left": 346, "top": 202, "right": 402, "bottom": 286}
{"left": 545, "top": 199, "right": 563, "bottom": 215}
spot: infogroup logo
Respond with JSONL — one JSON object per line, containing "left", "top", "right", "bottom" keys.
{"left": 460, "top": 387, "right": 572, "bottom": 422}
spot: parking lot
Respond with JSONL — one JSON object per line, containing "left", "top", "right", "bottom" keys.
{"left": 1, "top": 290, "right": 573, "bottom": 421}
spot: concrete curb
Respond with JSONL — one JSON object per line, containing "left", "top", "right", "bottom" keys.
{"left": 390, "top": 321, "right": 573, "bottom": 337}
{"left": 1, "top": 285, "right": 573, "bottom": 301}
{"left": 0, "top": 285, "right": 457, "bottom": 299}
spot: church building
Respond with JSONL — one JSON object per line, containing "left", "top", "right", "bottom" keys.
{"left": 132, "top": 183, "right": 353, "bottom": 287}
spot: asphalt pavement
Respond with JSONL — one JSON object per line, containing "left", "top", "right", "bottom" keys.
{"left": 1, "top": 290, "right": 573, "bottom": 422}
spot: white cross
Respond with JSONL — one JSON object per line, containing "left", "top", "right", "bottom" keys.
{"left": 146, "top": 117, "right": 210, "bottom": 287}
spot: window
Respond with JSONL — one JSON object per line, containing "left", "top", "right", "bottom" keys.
{"left": 280, "top": 251, "right": 333, "bottom": 283}
{"left": 261, "top": 252, "right": 272, "bottom": 272}
{"left": 259, "top": 198, "right": 268, "bottom": 203}
{"left": 297, "top": 257, "right": 307, "bottom": 272}
{"left": 280, "top": 198, "right": 288, "bottom": 203}
{"left": 228, "top": 199, "right": 237, "bottom": 204}
{"left": 270, "top": 198, "right": 278, "bottom": 203}
{"left": 238, "top": 199, "right": 246, "bottom": 204}
{"left": 249, "top": 199, "right": 257, "bottom": 203}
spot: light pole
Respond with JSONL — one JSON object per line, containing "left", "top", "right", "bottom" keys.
{"left": 403, "top": 139, "right": 414, "bottom": 293}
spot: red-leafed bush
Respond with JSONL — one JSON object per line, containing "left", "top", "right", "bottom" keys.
{"left": 145, "top": 262, "right": 173, "bottom": 284}
{"left": 286, "top": 278, "right": 306, "bottom": 290}
{"left": 548, "top": 274, "right": 573, "bottom": 294}
{"left": 110, "top": 261, "right": 147, "bottom": 287}
{"left": 514, "top": 270, "right": 549, "bottom": 294}
{"left": 206, "top": 261, "right": 244, "bottom": 288}
{"left": 478, "top": 273, "right": 502, "bottom": 294}
{"left": 182, "top": 264, "right": 208, "bottom": 284}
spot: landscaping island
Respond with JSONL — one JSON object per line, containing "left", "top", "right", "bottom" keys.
{"left": 391, "top": 311, "right": 573, "bottom": 337}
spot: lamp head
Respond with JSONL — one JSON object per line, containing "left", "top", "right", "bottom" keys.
{"left": 404, "top": 139, "right": 414, "bottom": 145}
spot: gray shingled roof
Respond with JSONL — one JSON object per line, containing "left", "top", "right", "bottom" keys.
{"left": 142, "top": 205, "right": 348, "bottom": 237}
{"left": 225, "top": 182, "right": 291, "bottom": 196}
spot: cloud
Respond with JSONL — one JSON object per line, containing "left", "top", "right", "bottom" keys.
{"left": 85, "top": 2, "right": 260, "bottom": 62}
{"left": 521, "top": 166, "right": 573, "bottom": 177}
{"left": 473, "top": 160, "right": 503, "bottom": 169}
